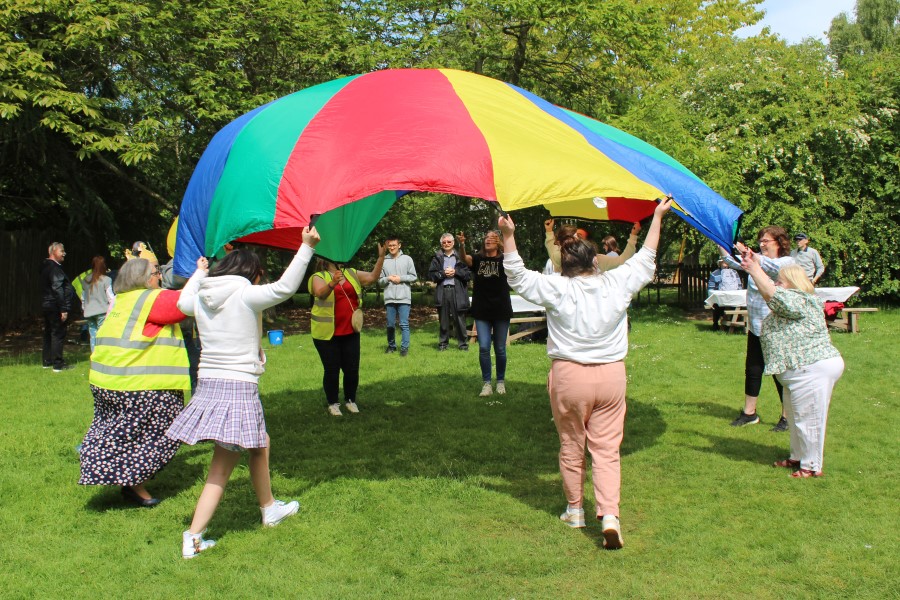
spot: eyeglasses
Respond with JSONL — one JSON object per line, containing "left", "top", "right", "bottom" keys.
{"left": 758, "top": 238, "right": 775, "bottom": 245}
{"left": 440, "top": 239, "right": 454, "bottom": 244}
{"left": 151, "top": 268, "right": 161, "bottom": 277}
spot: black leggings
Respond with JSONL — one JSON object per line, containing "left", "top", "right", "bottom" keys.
{"left": 313, "top": 333, "right": 360, "bottom": 406}
{"left": 745, "top": 332, "right": 784, "bottom": 401}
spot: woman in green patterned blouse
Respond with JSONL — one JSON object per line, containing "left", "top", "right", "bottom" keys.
{"left": 740, "top": 256, "right": 844, "bottom": 478}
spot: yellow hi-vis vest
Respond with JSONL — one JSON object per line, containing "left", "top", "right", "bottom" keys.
{"left": 308, "top": 268, "right": 362, "bottom": 340}
{"left": 89, "top": 289, "right": 190, "bottom": 391}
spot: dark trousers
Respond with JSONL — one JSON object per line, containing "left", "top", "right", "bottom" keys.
{"left": 438, "top": 291, "right": 468, "bottom": 349}
{"left": 745, "top": 332, "right": 784, "bottom": 401}
{"left": 313, "top": 333, "right": 360, "bottom": 405}
{"left": 711, "top": 304, "right": 727, "bottom": 330}
{"left": 42, "top": 310, "right": 68, "bottom": 368}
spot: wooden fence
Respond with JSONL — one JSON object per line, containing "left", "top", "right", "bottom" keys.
{"left": 638, "top": 262, "right": 746, "bottom": 308}
{"left": 0, "top": 230, "right": 102, "bottom": 326}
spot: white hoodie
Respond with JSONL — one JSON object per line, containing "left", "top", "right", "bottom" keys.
{"left": 503, "top": 246, "right": 656, "bottom": 364}
{"left": 178, "top": 245, "right": 315, "bottom": 383}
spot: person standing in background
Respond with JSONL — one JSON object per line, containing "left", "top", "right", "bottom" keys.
{"left": 40, "top": 242, "right": 77, "bottom": 371}
{"left": 790, "top": 233, "right": 825, "bottom": 285}
{"left": 428, "top": 233, "right": 471, "bottom": 351}
{"left": 81, "top": 256, "right": 115, "bottom": 352}
{"left": 379, "top": 236, "right": 417, "bottom": 357}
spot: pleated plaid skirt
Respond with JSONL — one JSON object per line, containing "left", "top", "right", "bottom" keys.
{"left": 166, "top": 378, "right": 267, "bottom": 449}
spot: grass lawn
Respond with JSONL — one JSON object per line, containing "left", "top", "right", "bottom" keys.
{"left": 1, "top": 305, "right": 897, "bottom": 599}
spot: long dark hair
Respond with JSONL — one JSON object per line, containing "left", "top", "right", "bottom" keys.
{"left": 556, "top": 226, "right": 597, "bottom": 277}
{"left": 210, "top": 249, "right": 262, "bottom": 282}
{"left": 88, "top": 256, "right": 107, "bottom": 289}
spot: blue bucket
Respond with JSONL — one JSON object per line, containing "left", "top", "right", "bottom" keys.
{"left": 267, "top": 330, "right": 284, "bottom": 346}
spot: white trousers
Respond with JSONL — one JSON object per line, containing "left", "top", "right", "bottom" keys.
{"left": 776, "top": 356, "right": 844, "bottom": 472}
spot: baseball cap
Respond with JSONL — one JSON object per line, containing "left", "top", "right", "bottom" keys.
{"left": 794, "top": 233, "right": 808, "bottom": 241}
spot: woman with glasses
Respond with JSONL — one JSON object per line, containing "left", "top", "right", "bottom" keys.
{"left": 719, "top": 227, "right": 795, "bottom": 430}
{"left": 79, "top": 258, "right": 191, "bottom": 507}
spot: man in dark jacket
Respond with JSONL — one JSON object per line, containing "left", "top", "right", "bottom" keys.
{"left": 40, "top": 242, "right": 76, "bottom": 371}
{"left": 428, "top": 233, "right": 471, "bottom": 351}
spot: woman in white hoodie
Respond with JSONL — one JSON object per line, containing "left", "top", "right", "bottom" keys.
{"left": 499, "top": 198, "right": 671, "bottom": 550}
{"left": 167, "top": 227, "right": 319, "bottom": 559}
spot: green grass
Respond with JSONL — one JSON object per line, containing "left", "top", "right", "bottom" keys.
{"left": 1, "top": 306, "right": 897, "bottom": 598}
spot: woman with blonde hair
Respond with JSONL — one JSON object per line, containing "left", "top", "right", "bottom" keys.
{"left": 740, "top": 258, "right": 844, "bottom": 477}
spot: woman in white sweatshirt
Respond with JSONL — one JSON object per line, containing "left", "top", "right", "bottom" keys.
{"left": 499, "top": 199, "right": 671, "bottom": 550}
{"left": 167, "top": 227, "right": 319, "bottom": 559}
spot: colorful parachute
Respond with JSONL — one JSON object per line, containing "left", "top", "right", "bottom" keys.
{"left": 175, "top": 68, "right": 742, "bottom": 275}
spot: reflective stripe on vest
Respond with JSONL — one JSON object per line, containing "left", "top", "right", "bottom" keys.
{"left": 308, "top": 269, "right": 362, "bottom": 340}
{"left": 89, "top": 289, "right": 190, "bottom": 391}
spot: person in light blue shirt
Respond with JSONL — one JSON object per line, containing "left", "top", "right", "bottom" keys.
{"left": 379, "top": 236, "right": 417, "bottom": 356}
{"left": 719, "top": 226, "right": 795, "bottom": 431}
{"left": 708, "top": 258, "right": 743, "bottom": 331}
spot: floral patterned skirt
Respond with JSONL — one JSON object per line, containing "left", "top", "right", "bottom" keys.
{"left": 79, "top": 386, "right": 183, "bottom": 487}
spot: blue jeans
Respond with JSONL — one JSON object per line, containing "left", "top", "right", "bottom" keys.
{"left": 86, "top": 314, "right": 106, "bottom": 353}
{"left": 475, "top": 319, "right": 509, "bottom": 383}
{"left": 385, "top": 303, "right": 411, "bottom": 350}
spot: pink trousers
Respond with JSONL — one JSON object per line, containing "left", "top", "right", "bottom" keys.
{"left": 549, "top": 359, "right": 626, "bottom": 518}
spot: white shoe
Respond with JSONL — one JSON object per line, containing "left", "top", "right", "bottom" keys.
{"left": 182, "top": 529, "right": 216, "bottom": 559}
{"left": 559, "top": 506, "right": 586, "bottom": 528}
{"left": 345, "top": 401, "right": 359, "bottom": 414}
{"left": 479, "top": 382, "right": 493, "bottom": 397}
{"left": 495, "top": 381, "right": 506, "bottom": 395}
{"left": 261, "top": 499, "right": 300, "bottom": 527}
{"left": 327, "top": 403, "right": 342, "bottom": 417}
{"left": 600, "top": 514, "right": 623, "bottom": 549}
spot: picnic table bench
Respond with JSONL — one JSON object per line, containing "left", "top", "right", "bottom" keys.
{"left": 829, "top": 307, "right": 879, "bottom": 334}
{"left": 468, "top": 295, "right": 546, "bottom": 345}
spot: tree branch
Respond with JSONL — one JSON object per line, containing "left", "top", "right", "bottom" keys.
{"left": 94, "top": 153, "right": 177, "bottom": 212}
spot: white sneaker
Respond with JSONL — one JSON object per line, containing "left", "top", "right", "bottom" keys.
{"left": 182, "top": 529, "right": 216, "bottom": 559}
{"left": 495, "top": 381, "right": 506, "bottom": 395}
{"left": 261, "top": 499, "right": 300, "bottom": 527}
{"left": 600, "top": 514, "right": 623, "bottom": 549}
{"left": 559, "top": 506, "right": 586, "bottom": 528}
{"left": 327, "top": 403, "right": 342, "bottom": 417}
{"left": 345, "top": 401, "right": 359, "bottom": 414}
{"left": 479, "top": 382, "right": 493, "bottom": 397}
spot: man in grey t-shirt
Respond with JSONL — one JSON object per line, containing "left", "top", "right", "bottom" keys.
{"left": 790, "top": 233, "right": 825, "bottom": 284}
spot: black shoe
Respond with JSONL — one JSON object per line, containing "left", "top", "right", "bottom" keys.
{"left": 399, "top": 348, "right": 408, "bottom": 357}
{"left": 385, "top": 346, "right": 397, "bottom": 354}
{"left": 121, "top": 486, "right": 161, "bottom": 507}
{"left": 770, "top": 416, "right": 789, "bottom": 432}
{"left": 458, "top": 345, "right": 469, "bottom": 351}
{"left": 730, "top": 411, "right": 760, "bottom": 427}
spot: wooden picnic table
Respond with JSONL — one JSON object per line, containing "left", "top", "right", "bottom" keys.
{"left": 468, "top": 295, "right": 546, "bottom": 345}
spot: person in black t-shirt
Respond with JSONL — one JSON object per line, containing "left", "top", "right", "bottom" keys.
{"left": 457, "top": 230, "right": 513, "bottom": 397}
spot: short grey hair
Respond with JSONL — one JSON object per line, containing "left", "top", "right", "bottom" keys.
{"left": 48, "top": 242, "right": 64, "bottom": 255}
{"left": 440, "top": 233, "right": 454, "bottom": 242}
{"left": 114, "top": 258, "right": 153, "bottom": 294}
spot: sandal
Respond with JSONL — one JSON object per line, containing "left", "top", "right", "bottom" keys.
{"left": 773, "top": 458, "right": 800, "bottom": 469}
{"left": 789, "top": 468, "right": 824, "bottom": 478}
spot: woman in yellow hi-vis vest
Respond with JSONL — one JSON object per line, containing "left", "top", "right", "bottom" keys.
{"left": 309, "top": 244, "right": 385, "bottom": 417}
{"left": 79, "top": 258, "right": 191, "bottom": 507}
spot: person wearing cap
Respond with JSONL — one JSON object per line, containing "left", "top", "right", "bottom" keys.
{"left": 790, "top": 233, "right": 825, "bottom": 285}
{"left": 707, "top": 258, "right": 743, "bottom": 331}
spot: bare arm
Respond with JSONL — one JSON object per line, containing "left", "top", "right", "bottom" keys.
{"left": 356, "top": 243, "right": 386, "bottom": 287}
{"left": 456, "top": 233, "right": 473, "bottom": 267}
{"left": 641, "top": 198, "right": 673, "bottom": 251}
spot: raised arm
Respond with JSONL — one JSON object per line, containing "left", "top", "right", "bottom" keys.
{"left": 741, "top": 251, "right": 776, "bottom": 301}
{"left": 176, "top": 257, "right": 209, "bottom": 316}
{"left": 456, "top": 232, "right": 473, "bottom": 267}
{"left": 641, "top": 198, "right": 673, "bottom": 252}
{"left": 356, "top": 242, "right": 386, "bottom": 287}
{"left": 243, "top": 227, "right": 320, "bottom": 310}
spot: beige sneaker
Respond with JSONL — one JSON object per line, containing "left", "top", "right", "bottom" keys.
{"left": 327, "top": 403, "right": 342, "bottom": 417}
{"left": 600, "top": 515, "right": 623, "bottom": 549}
{"left": 345, "top": 401, "right": 359, "bottom": 414}
{"left": 479, "top": 382, "right": 493, "bottom": 397}
{"left": 495, "top": 381, "right": 506, "bottom": 395}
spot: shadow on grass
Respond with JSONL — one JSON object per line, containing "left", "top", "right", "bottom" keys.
{"left": 260, "top": 375, "right": 666, "bottom": 524}
{"left": 83, "top": 443, "right": 207, "bottom": 514}
{"left": 688, "top": 434, "right": 784, "bottom": 466}
{"left": 689, "top": 401, "right": 741, "bottom": 420}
